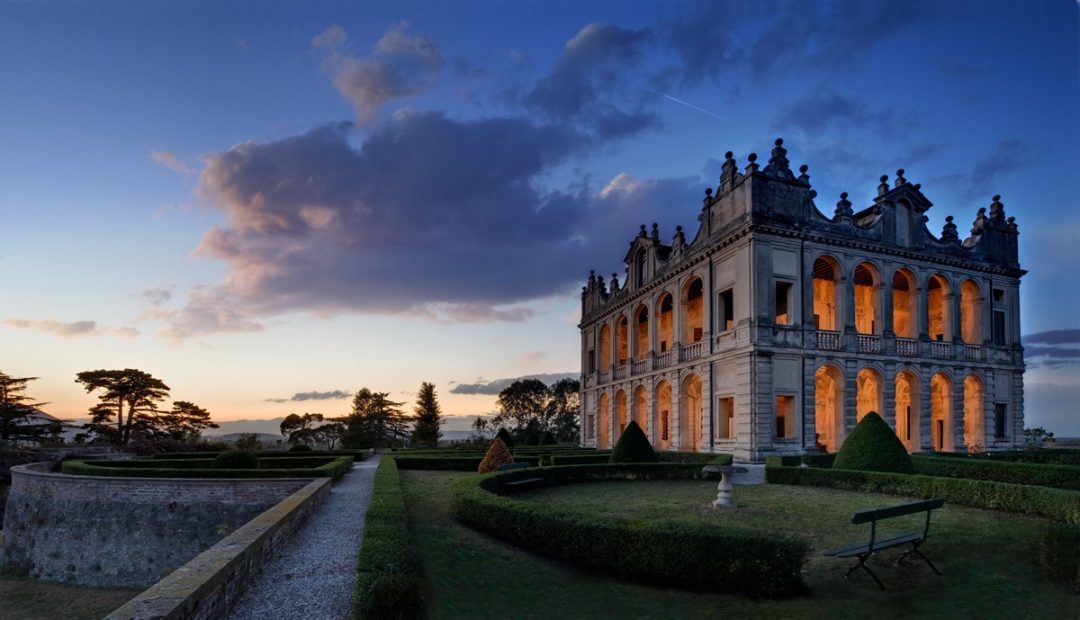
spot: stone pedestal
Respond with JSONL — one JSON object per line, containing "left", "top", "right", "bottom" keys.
{"left": 702, "top": 465, "right": 749, "bottom": 509}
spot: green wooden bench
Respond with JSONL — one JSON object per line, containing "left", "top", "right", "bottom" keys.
{"left": 498, "top": 462, "right": 543, "bottom": 488}
{"left": 823, "top": 497, "right": 944, "bottom": 589}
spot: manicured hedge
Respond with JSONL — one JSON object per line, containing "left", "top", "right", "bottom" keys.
{"left": 62, "top": 456, "right": 353, "bottom": 480}
{"left": 150, "top": 449, "right": 372, "bottom": 460}
{"left": 451, "top": 464, "right": 810, "bottom": 597}
{"left": 1039, "top": 523, "right": 1080, "bottom": 588}
{"left": 765, "top": 465, "right": 1080, "bottom": 524}
{"left": 392, "top": 454, "right": 542, "bottom": 471}
{"left": 911, "top": 455, "right": 1080, "bottom": 491}
{"left": 657, "top": 451, "right": 733, "bottom": 465}
{"left": 765, "top": 454, "right": 836, "bottom": 469}
{"left": 548, "top": 453, "right": 612, "bottom": 466}
{"left": 931, "top": 449, "right": 1080, "bottom": 466}
{"left": 354, "top": 457, "right": 423, "bottom": 620}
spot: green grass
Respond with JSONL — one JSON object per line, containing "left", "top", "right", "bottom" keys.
{"left": 0, "top": 576, "right": 137, "bottom": 620}
{"left": 401, "top": 471, "right": 1077, "bottom": 620}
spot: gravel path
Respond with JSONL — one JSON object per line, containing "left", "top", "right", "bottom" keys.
{"left": 228, "top": 454, "right": 380, "bottom": 620}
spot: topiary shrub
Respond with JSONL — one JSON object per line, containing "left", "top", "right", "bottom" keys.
{"left": 609, "top": 420, "right": 657, "bottom": 463}
{"left": 1039, "top": 523, "right": 1080, "bottom": 590}
{"left": 288, "top": 444, "right": 313, "bottom": 452}
{"left": 214, "top": 450, "right": 260, "bottom": 470}
{"left": 478, "top": 438, "right": 514, "bottom": 473}
{"left": 495, "top": 428, "right": 514, "bottom": 448}
{"left": 833, "top": 412, "right": 914, "bottom": 474}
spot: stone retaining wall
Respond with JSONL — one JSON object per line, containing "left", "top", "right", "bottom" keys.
{"left": 104, "top": 478, "right": 331, "bottom": 620}
{"left": 0, "top": 463, "right": 315, "bottom": 587}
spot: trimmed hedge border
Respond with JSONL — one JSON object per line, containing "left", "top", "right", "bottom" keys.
{"left": 61, "top": 456, "right": 354, "bottom": 480}
{"left": 929, "top": 449, "right": 1080, "bottom": 465}
{"left": 451, "top": 464, "right": 810, "bottom": 598}
{"left": 657, "top": 451, "right": 733, "bottom": 465}
{"left": 151, "top": 449, "right": 373, "bottom": 460}
{"left": 765, "top": 454, "right": 836, "bottom": 469}
{"left": 548, "top": 453, "right": 612, "bottom": 466}
{"left": 765, "top": 465, "right": 1080, "bottom": 524}
{"left": 393, "top": 454, "right": 541, "bottom": 471}
{"left": 911, "top": 455, "right": 1080, "bottom": 491}
{"left": 354, "top": 457, "right": 423, "bottom": 620}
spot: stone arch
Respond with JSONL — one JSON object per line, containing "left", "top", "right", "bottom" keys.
{"left": 597, "top": 392, "right": 610, "bottom": 449}
{"left": 931, "top": 372, "right": 954, "bottom": 452}
{"left": 632, "top": 385, "right": 648, "bottom": 431}
{"left": 654, "top": 380, "right": 672, "bottom": 450}
{"left": 634, "top": 304, "right": 649, "bottom": 359}
{"left": 814, "top": 363, "right": 845, "bottom": 452}
{"left": 894, "top": 369, "right": 921, "bottom": 453}
{"left": 614, "top": 389, "right": 628, "bottom": 440}
{"left": 892, "top": 268, "right": 917, "bottom": 338}
{"left": 681, "top": 276, "right": 704, "bottom": 343}
{"left": 656, "top": 291, "right": 675, "bottom": 352}
{"left": 615, "top": 315, "right": 629, "bottom": 366}
{"left": 598, "top": 323, "right": 611, "bottom": 369}
{"left": 853, "top": 261, "right": 882, "bottom": 335}
{"left": 856, "top": 366, "right": 884, "bottom": 422}
{"left": 964, "top": 373, "right": 985, "bottom": 451}
{"left": 961, "top": 279, "right": 983, "bottom": 345}
{"left": 679, "top": 373, "right": 703, "bottom": 452}
{"left": 812, "top": 255, "right": 842, "bottom": 331}
{"left": 927, "top": 274, "right": 952, "bottom": 342}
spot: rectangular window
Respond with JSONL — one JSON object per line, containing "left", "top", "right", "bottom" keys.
{"left": 587, "top": 350, "right": 596, "bottom": 374}
{"left": 993, "top": 311, "right": 1006, "bottom": 346}
{"left": 775, "top": 395, "right": 795, "bottom": 439}
{"left": 717, "top": 397, "right": 735, "bottom": 439}
{"left": 993, "top": 288, "right": 1005, "bottom": 303}
{"left": 719, "top": 289, "right": 734, "bottom": 331}
{"left": 775, "top": 281, "right": 792, "bottom": 325}
{"left": 995, "top": 403, "right": 1008, "bottom": 439}
{"left": 585, "top": 414, "right": 594, "bottom": 439}
{"left": 661, "top": 410, "right": 670, "bottom": 441}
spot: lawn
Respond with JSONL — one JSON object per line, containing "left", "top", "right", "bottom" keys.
{"left": 401, "top": 471, "right": 1076, "bottom": 620}
{"left": 0, "top": 576, "right": 137, "bottom": 620}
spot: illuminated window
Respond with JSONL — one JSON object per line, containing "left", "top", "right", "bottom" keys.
{"left": 775, "top": 395, "right": 796, "bottom": 439}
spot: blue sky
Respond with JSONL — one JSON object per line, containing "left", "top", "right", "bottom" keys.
{"left": 1, "top": 1, "right": 1078, "bottom": 433}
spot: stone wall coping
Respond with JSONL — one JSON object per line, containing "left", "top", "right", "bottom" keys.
{"left": 11, "top": 462, "right": 322, "bottom": 485}
{"left": 104, "top": 477, "right": 331, "bottom": 620}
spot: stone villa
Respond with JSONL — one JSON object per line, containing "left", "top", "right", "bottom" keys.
{"left": 578, "top": 139, "right": 1025, "bottom": 461}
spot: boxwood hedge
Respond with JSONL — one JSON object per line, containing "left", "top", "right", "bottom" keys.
{"left": 61, "top": 456, "right": 353, "bottom": 480}
{"left": 765, "top": 464, "right": 1080, "bottom": 524}
{"left": 393, "top": 454, "right": 541, "bottom": 471}
{"left": 354, "top": 457, "right": 422, "bottom": 620}
{"left": 451, "top": 464, "right": 810, "bottom": 598}
{"left": 911, "top": 455, "right": 1080, "bottom": 490}
{"left": 150, "top": 449, "right": 373, "bottom": 460}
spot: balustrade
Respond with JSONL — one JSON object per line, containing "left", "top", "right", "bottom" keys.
{"left": 896, "top": 338, "right": 918, "bottom": 357}
{"left": 930, "top": 341, "right": 952, "bottom": 359}
{"left": 613, "top": 364, "right": 628, "bottom": 380}
{"left": 656, "top": 350, "right": 675, "bottom": 368}
{"left": 856, "top": 334, "right": 881, "bottom": 353}
{"left": 680, "top": 341, "right": 704, "bottom": 362}
{"left": 816, "top": 330, "right": 841, "bottom": 351}
{"left": 963, "top": 345, "right": 984, "bottom": 361}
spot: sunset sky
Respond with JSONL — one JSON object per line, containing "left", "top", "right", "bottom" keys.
{"left": 2, "top": 1, "right": 1078, "bottom": 433}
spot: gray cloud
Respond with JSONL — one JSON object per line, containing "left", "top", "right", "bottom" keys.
{"left": 1026, "top": 330, "right": 1080, "bottom": 345}
{"left": 138, "top": 286, "right": 173, "bottom": 306}
{"left": 150, "top": 150, "right": 192, "bottom": 174}
{"left": 314, "top": 22, "right": 443, "bottom": 124}
{"left": 3, "top": 318, "right": 100, "bottom": 337}
{"left": 450, "top": 372, "right": 578, "bottom": 395}
{"left": 165, "top": 114, "right": 703, "bottom": 333}
{"left": 266, "top": 390, "right": 351, "bottom": 403}
{"left": 963, "top": 139, "right": 1032, "bottom": 201}
{"left": 1023, "top": 329, "right": 1080, "bottom": 369}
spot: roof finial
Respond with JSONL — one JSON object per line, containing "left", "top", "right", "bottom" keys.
{"left": 764, "top": 137, "right": 792, "bottom": 178}
{"left": 941, "top": 215, "right": 959, "bottom": 243}
{"left": 638, "top": 224, "right": 647, "bottom": 238}
{"left": 650, "top": 222, "right": 659, "bottom": 241}
{"left": 745, "top": 152, "right": 759, "bottom": 174}
{"left": 673, "top": 225, "right": 685, "bottom": 248}
{"left": 798, "top": 163, "right": 810, "bottom": 184}
{"left": 990, "top": 195, "right": 1005, "bottom": 221}
{"left": 894, "top": 169, "right": 907, "bottom": 187}
{"left": 877, "top": 174, "right": 890, "bottom": 197}
{"left": 720, "top": 150, "right": 739, "bottom": 190}
{"left": 703, "top": 187, "right": 713, "bottom": 208}
{"left": 835, "top": 191, "right": 853, "bottom": 218}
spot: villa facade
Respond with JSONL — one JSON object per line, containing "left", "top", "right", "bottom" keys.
{"left": 578, "top": 139, "right": 1025, "bottom": 461}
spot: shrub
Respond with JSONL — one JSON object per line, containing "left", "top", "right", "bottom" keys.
{"left": 214, "top": 451, "right": 260, "bottom": 469}
{"left": 833, "top": 412, "right": 914, "bottom": 474}
{"left": 478, "top": 438, "right": 514, "bottom": 473}
{"left": 452, "top": 464, "right": 810, "bottom": 597}
{"left": 540, "top": 431, "right": 558, "bottom": 445}
{"left": 657, "top": 451, "right": 732, "bottom": 465}
{"left": 609, "top": 421, "right": 657, "bottom": 463}
{"left": 289, "top": 444, "right": 314, "bottom": 452}
{"left": 1039, "top": 523, "right": 1080, "bottom": 589}
{"left": 765, "top": 464, "right": 1080, "bottom": 524}
{"left": 61, "top": 456, "right": 353, "bottom": 480}
{"left": 495, "top": 428, "right": 514, "bottom": 448}
{"left": 912, "top": 455, "right": 1080, "bottom": 490}
{"left": 548, "top": 453, "right": 612, "bottom": 466}
{"left": 355, "top": 458, "right": 423, "bottom": 619}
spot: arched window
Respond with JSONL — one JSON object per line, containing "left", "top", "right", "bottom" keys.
{"left": 892, "top": 269, "right": 917, "bottom": 339}
{"left": 928, "top": 275, "right": 952, "bottom": 342}
{"left": 615, "top": 316, "right": 629, "bottom": 366}
{"left": 894, "top": 370, "right": 920, "bottom": 453}
{"left": 964, "top": 374, "right": 985, "bottom": 451}
{"left": 961, "top": 280, "right": 983, "bottom": 345}
{"left": 635, "top": 249, "right": 647, "bottom": 287}
{"left": 654, "top": 381, "right": 672, "bottom": 450}
{"left": 856, "top": 367, "right": 883, "bottom": 421}
{"left": 680, "top": 374, "right": 703, "bottom": 452}
{"left": 853, "top": 263, "right": 880, "bottom": 334}
{"left": 597, "top": 392, "right": 610, "bottom": 449}
{"left": 657, "top": 293, "right": 674, "bottom": 352}
{"left": 634, "top": 305, "right": 649, "bottom": 359}
{"left": 632, "top": 385, "right": 648, "bottom": 432}
{"left": 812, "top": 257, "right": 841, "bottom": 331}
{"left": 931, "top": 373, "right": 953, "bottom": 451}
{"left": 814, "top": 365, "right": 844, "bottom": 452}
{"left": 598, "top": 324, "right": 612, "bottom": 369}
{"left": 615, "top": 390, "right": 628, "bottom": 438}
{"left": 682, "top": 277, "right": 704, "bottom": 343}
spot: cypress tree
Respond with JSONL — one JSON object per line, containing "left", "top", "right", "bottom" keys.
{"left": 410, "top": 382, "right": 443, "bottom": 448}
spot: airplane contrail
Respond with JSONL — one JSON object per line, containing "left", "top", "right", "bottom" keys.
{"left": 653, "top": 91, "right": 752, "bottom": 130}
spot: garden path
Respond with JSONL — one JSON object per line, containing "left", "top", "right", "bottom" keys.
{"left": 227, "top": 454, "right": 380, "bottom": 620}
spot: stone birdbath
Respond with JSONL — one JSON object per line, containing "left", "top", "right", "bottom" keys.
{"left": 702, "top": 464, "right": 749, "bottom": 509}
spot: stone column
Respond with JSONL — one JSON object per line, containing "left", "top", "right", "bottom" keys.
{"left": 843, "top": 358, "right": 859, "bottom": 435}
{"left": 882, "top": 362, "right": 897, "bottom": 430}
{"left": 952, "top": 369, "right": 966, "bottom": 452}
{"left": 918, "top": 365, "right": 933, "bottom": 451}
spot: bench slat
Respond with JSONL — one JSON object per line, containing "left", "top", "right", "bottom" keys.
{"left": 823, "top": 532, "right": 923, "bottom": 557}
{"left": 505, "top": 478, "right": 543, "bottom": 486}
{"left": 851, "top": 498, "right": 944, "bottom": 524}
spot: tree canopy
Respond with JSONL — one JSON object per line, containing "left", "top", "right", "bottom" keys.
{"left": 0, "top": 371, "right": 51, "bottom": 442}
{"left": 341, "top": 388, "right": 409, "bottom": 448}
{"left": 411, "top": 381, "right": 443, "bottom": 448}
{"left": 158, "top": 400, "right": 218, "bottom": 441}
{"left": 493, "top": 378, "right": 580, "bottom": 443}
{"left": 76, "top": 368, "right": 171, "bottom": 446}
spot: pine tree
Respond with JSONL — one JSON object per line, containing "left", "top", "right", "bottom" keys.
{"left": 0, "top": 371, "right": 50, "bottom": 442}
{"left": 341, "top": 388, "right": 408, "bottom": 448}
{"left": 411, "top": 382, "right": 443, "bottom": 448}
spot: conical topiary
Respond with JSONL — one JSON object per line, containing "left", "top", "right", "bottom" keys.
{"left": 609, "top": 420, "right": 657, "bottom": 463}
{"left": 495, "top": 427, "right": 515, "bottom": 448}
{"left": 478, "top": 437, "right": 515, "bottom": 473}
{"left": 833, "top": 411, "right": 914, "bottom": 474}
